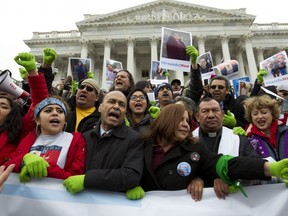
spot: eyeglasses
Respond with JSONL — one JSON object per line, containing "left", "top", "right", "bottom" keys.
{"left": 78, "top": 84, "right": 95, "bottom": 92}
{"left": 210, "top": 85, "right": 226, "bottom": 90}
{"left": 130, "top": 95, "right": 146, "bottom": 101}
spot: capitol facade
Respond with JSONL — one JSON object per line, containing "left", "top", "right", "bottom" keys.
{"left": 24, "top": 0, "right": 288, "bottom": 88}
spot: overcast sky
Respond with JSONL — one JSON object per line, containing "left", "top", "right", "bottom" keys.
{"left": 1, "top": 0, "right": 287, "bottom": 80}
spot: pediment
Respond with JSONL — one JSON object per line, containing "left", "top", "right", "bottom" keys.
{"left": 76, "top": 0, "right": 256, "bottom": 28}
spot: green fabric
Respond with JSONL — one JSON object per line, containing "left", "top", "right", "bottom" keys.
{"left": 23, "top": 153, "right": 49, "bottom": 179}
{"left": 233, "top": 127, "right": 247, "bottom": 136}
{"left": 126, "top": 186, "right": 145, "bottom": 200}
{"left": 43, "top": 48, "right": 57, "bottom": 65}
{"left": 14, "top": 52, "right": 36, "bottom": 72}
{"left": 19, "top": 67, "right": 28, "bottom": 80}
{"left": 87, "top": 71, "right": 94, "bottom": 78}
{"left": 148, "top": 106, "right": 161, "bottom": 119}
{"left": 223, "top": 110, "right": 237, "bottom": 128}
{"left": 124, "top": 118, "right": 130, "bottom": 127}
{"left": 186, "top": 45, "right": 199, "bottom": 64}
{"left": 257, "top": 69, "right": 267, "bottom": 83}
{"left": 216, "top": 155, "right": 248, "bottom": 197}
{"left": 63, "top": 175, "right": 85, "bottom": 194}
{"left": 270, "top": 159, "right": 288, "bottom": 178}
{"left": 18, "top": 166, "right": 31, "bottom": 183}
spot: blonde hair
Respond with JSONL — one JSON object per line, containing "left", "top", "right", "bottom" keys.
{"left": 243, "top": 95, "right": 280, "bottom": 122}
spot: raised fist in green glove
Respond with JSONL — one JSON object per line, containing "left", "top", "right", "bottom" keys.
{"left": 148, "top": 106, "right": 161, "bottom": 119}
{"left": 87, "top": 71, "right": 94, "bottom": 79}
{"left": 126, "top": 186, "right": 145, "bottom": 200}
{"left": 14, "top": 52, "right": 36, "bottom": 72}
{"left": 23, "top": 153, "right": 49, "bottom": 179}
{"left": 63, "top": 175, "right": 85, "bottom": 194}
{"left": 257, "top": 69, "right": 268, "bottom": 83}
{"left": 18, "top": 165, "right": 31, "bottom": 183}
{"left": 223, "top": 110, "right": 236, "bottom": 128}
{"left": 186, "top": 45, "right": 199, "bottom": 64}
{"left": 43, "top": 48, "right": 57, "bottom": 65}
{"left": 19, "top": 67, "right": 28, "bottom": 80}
{"left": 233, "top": 126, "right": 246, "bottom": 136}
{"left": 269, "top": 159, "right": 288, "bottom": 180}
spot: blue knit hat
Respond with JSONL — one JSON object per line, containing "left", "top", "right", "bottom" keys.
{"left": 34, "top": 97, "right": 67, "bottom": 118}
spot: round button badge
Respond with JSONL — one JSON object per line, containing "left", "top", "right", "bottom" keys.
{"left": 190, "top": 152, "right": 200, "bottom": 162}
{"left": 177, "top": 162, "right": 191, "bottom": 177}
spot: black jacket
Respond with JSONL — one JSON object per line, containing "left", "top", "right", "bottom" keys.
{"left": 141, "top": 140, "right": 268, "bottom": 191}
{"left": 65, "top": 95, "right": 100, "bottom": 133}
{"left": 83, "top": 121, "right": 144, "bottom": 192}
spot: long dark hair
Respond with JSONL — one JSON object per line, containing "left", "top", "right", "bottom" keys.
{"left": 127, "top": 88, "right": 150, "bottom": 116}
{"left": 0, "top": 96, "right": 22, "bottom": 143}
{"left": 144, "top": 104, "right": 196, "bottom": 147}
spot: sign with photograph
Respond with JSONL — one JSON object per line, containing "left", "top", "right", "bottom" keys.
{"left": 214, "top": 60, "right": 239, "bottom": 79}
{"left": 104, "top": 59, "right": 123, "bottom": 87}
{"left": 230, "top": 76, "right": 251, "bottom": 98}
{"left": 69, "top": 58, "right": 91, "bottom": 82}
{"left": 260, "top": 51, "right": 288, "bottom": 87}
{"left": 160, "top": 27, "right": 192, "bottom": 72}
{"left": 150, "top": 60, "right": 169, "bottom": 85}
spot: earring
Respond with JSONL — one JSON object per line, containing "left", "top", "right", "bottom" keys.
{"left": 35, "top": 124, "right": 41, "bottom": 136}
{"left": 63, "top": 122, "right": 67, "bottom": 132}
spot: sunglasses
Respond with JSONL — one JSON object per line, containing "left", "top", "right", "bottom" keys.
{"left": 130, "top": 95, "right": 146, "bottom": 101}
{"left": 210, "top": 85, "right": 225, "bottom": 90}
{"left": 78, "top": 84, "right": 95, "bottom": 92}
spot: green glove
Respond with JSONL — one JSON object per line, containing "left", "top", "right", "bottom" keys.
{"left": 19, "top": 67, "right": 28, "bottom": 80}
{"left": 269, "top": 159, "right": 288, "bottom": 180}
{"left": 223, "top": 110, "right": 236, "bottom": 128}
{"left": 257, "top": 69, "right": 268, "bottom": 83}
{"left": 164, "top": 70, "right": 170, "bottom": 78}
{"left": 72, "top": 80, "right": 78, "bottom": 95}
{"left": 14, "top": 52, "right": 36, "bottom": 72}
{"left": 148, "top": 106, "right": 161, "bottom": 119}
{"left": 22, "top": 153, "right": 49, "bottom": 179}
{"left": 233, "top": 127, "right": 246, "bottom": 136}
{"left": 124, "top": 117, "right": 130, "bottom": 127}
{"left": 126, "top": 186, "right": 145, "bottom": 200}
{"left": 18, "top": 165, "right": 31, "bottom": 183}
{"left": 63, "top": 175, "right": 85, "bottom": 194}
{"left": 43, "top": 48, "right": 57, "bottom": 65}
{"left": 87, "top": 71, "right": 94, "bottom": 79}
{"left": 186, "top": 45, "right": 199, "bottom": 64}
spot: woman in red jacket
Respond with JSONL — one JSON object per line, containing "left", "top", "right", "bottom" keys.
{"left": 5, "top": 96, "right": 86, "bottom": 181}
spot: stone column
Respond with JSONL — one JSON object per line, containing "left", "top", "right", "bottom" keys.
{"left": 195, "top": 35, "right": 206, "bottom": 55}
{"left": 236, "top": 47, "right": 245, "bottom": 77}
{"left": 101, "top": 38, "right": 112, "bottom": 88}
{"left": 256, "top": 47, "right": 264, "bottom": 65}
{"left": 80, "top": 39, "right": 89, "bottom": 59}
{"left": 242, "top": 33, "right": 258, "bottom": 82}
{"left": 127, "top": 37, "right": 135, "bottom": 77}
{"left": 219, "top": 34, "right": 231, "bottom": 62}
{"left": 149, "top": 36, "right": 158, "bottom": 61}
